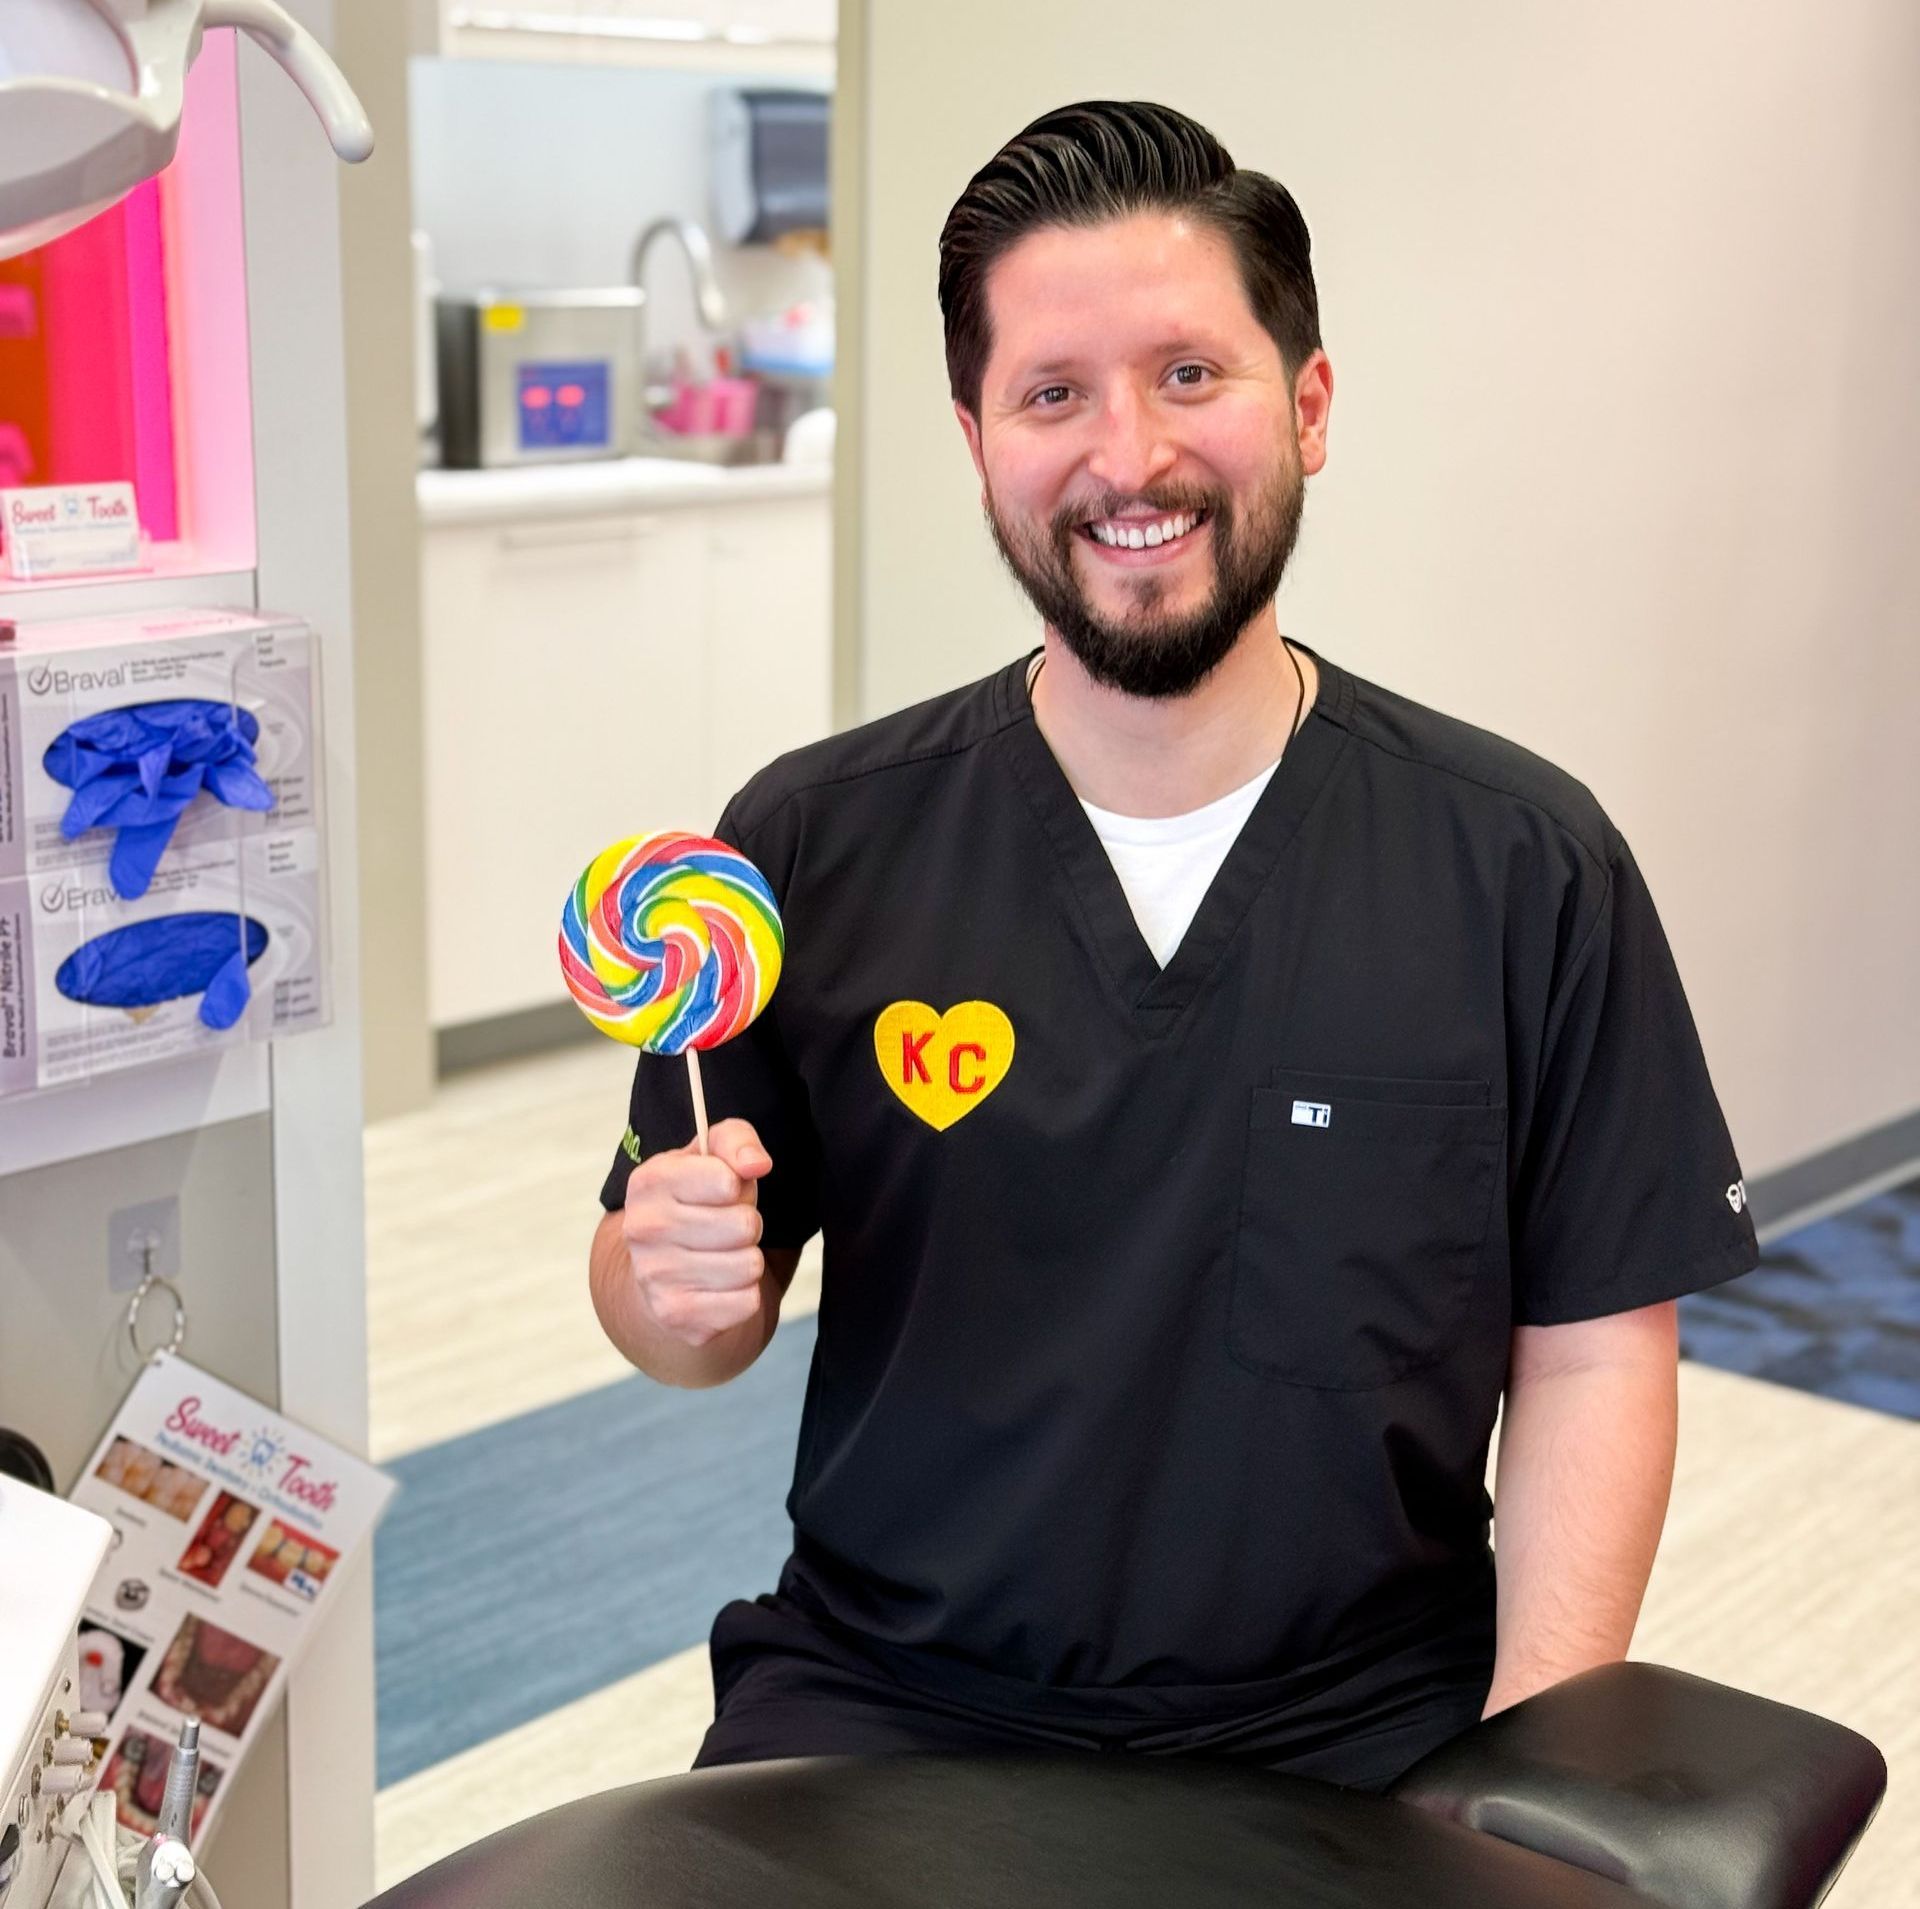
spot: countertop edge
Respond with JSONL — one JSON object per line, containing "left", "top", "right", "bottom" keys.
{"left": 417, "top": 459, "right": 832, "bottom": 527}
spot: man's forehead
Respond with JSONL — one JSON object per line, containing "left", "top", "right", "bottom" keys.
{"left": 983, "top": 214, "right": 1260, "bottom": 379}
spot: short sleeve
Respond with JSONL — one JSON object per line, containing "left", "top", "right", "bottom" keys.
{"left": 1510, "top": 826, "right": 1760, "bottom": 1325}
{"left": 595, "top": 800, "right": 823, "bottom": 1252}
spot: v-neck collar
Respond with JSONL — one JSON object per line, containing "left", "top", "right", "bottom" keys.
{"left": 994, "top": 641, "right": 1354, "bottom": 1034}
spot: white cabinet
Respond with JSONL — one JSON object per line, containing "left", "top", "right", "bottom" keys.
{"left": 425, "top": 0, "right": 835, "bottom": 76}
{"left": 704, "top": 495, "right": 832, "bottom": 822}
{"left": 420, "top": 491, "right": 831, "bottom": 1029}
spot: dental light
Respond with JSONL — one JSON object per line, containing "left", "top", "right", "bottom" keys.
{"left": 0, "top": 0, "right": 373, "bottom": 260}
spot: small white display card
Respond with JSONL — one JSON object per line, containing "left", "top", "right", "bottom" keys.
{"left": 1, "top": 483, "right": 144, "bottom": 580}
{"left": 68, "top": 1354, "right": 396, "bottom": 1845}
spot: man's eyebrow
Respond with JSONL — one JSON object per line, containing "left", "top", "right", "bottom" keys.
{"left": 1012, "top": 338, "right": 1227, "bottom": 380}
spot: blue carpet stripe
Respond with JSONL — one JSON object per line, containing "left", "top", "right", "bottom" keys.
{"left": 373, "top": 1313, "right": 815, "bottom": 1788}
{"left": 376, "top": 1177, "right": 1920, "bottom": 1790}
{"left": 1679, "top": 1175, "right": 1920, "bottom": 1421}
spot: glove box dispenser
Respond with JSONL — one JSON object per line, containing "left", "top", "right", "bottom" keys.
{"left": 0, "top": 606, "right": 330, "bottom": 1096}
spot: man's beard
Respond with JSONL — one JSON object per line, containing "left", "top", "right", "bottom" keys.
{"left": 983, "top": 447, "right": 1306, "bottom": 700}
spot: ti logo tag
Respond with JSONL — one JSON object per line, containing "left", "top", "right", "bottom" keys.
{"left": 874, "top": 1000, "right": 1015, "bottom": 1131}
{"left": 1291, "top": 1100, "right": 1332, "bottom": 1128}
{"left": 1726, "top": 1178, "right": 1747, "bottom": 1214}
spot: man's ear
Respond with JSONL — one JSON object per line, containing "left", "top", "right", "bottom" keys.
{"left": 1293, "top": 350, "right": 1334, "bottom": 478}
{"left": 954, "top": 401, "right": 988, "bottom": 492}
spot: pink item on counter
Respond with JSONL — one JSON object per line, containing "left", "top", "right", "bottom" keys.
{"left": 655, "top": 376, "right": 760, "bottom": 438}
{"left": 656, "top": 377, "right": 715, "bottom": 436}
{"left": 651, "top": 382, "right": 685, "bottom": 433}
{"left": 709, "top": 376, "right": 759, "bottom": 437}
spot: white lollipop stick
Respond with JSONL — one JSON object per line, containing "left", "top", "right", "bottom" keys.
{"left": 687, "top": 1048, "right": 711, "bottom": 1156}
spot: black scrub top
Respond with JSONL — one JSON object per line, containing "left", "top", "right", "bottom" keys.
{"left": 600, "top": 643, "right": 1759, "bottom": 1732}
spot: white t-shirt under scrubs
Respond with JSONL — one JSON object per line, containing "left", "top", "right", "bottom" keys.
{"left": 1080, "top": 762, "right": 1281, "bottom": 969}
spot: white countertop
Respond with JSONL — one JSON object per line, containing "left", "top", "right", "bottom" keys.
{"left": 417, "top": 455, "right": 832, "bottom": 527}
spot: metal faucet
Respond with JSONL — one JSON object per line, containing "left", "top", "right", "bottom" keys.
{"left": 630, "top": 215, "right": 731, "bottom": 368}
{"left": 630, "top": 217, "right": 776, "bottom": 460}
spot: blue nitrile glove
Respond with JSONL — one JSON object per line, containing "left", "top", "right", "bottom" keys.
{"left": 42, "top": 701, "right": 275, "bottom": 900}
{"left": 54, "top": 913, "right": 270, "bottom": 1031}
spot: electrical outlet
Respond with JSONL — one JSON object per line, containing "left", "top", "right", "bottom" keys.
{"left": 107, "top": 1197, "right": 180, "bottom": 1293}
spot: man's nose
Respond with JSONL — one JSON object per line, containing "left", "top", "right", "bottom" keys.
{"left": 1085, "top": 382, "right": 1176, "bottom": 497}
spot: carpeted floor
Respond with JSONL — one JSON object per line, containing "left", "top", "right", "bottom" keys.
{"left": 374, "top": 1314, "right": 815, "bottom": 1787}
{"left": 1679, "top": 1175, "right": 1920, "bottom": 1421}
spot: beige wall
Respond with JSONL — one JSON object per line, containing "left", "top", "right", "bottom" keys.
{"left": 838, "top": 0, "right": 1920, "bottom": 1180}
{"left": 338, "top": 0, "right": 434, "bottom": 1119}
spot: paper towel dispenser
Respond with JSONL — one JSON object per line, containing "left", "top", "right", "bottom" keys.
{"left": 710, "top": 88, "right": 829, "bottom": 245}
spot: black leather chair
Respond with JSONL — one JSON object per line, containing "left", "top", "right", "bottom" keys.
{"left": 365, "top": 1664, "right": 1885, "bottom": 1907}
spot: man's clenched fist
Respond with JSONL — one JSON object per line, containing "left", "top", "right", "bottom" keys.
{"left": 619, "top": 1118, "right": 772, "bottom": 1347}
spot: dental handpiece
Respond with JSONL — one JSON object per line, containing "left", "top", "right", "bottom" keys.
{"left": 155, "top": 1719, "right": 200, "bottom": 1846}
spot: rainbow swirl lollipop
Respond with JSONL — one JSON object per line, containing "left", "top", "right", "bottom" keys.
{"left": 560, "top": 831, "right": 784, "bottom": 1153}
{"left": 559, "top": 831, "right": 784, "bottom": 1054}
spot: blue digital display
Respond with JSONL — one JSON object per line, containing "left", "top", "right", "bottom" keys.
{"left": 517, "top": 360, "right": 612, "bottom": 449}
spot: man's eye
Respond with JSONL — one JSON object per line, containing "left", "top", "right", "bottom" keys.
{"left": 1171, "top": 364, "right": 1209, "bottom": 387}
{"left": 1032, "top": 385, "right": 1072, "bottom": 408}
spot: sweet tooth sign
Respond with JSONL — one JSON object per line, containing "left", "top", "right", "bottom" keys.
{"left": 69, "top": 1354, "right": 395, "bottom": 1844}
{"left": 2, "top": 482, "right": 143, "bottom": 579}
{"left": 559, "top": 830, "right": 784, "bottom": 1152}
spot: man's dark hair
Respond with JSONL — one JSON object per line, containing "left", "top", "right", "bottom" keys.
{"left": 938, "top": 100, "right": 1321, "bottom": 418}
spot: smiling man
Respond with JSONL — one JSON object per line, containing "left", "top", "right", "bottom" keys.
{"left": 589, "top": 100, "right": 1760, "bottom": 1788}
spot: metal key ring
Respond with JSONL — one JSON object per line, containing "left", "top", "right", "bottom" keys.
{"left": 127, "top": 1271, "right": 188, "bottom": 1363}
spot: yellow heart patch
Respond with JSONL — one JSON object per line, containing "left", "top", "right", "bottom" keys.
{"left": 874, "top": 1000, "right": 1015, "bottom": 1132}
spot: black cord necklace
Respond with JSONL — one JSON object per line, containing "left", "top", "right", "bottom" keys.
{"left": 1282, "top": 637, "right": 1308, "bottom": 745}
{"left": 1026, "top": 636, "right": 1311, "bottom": 749}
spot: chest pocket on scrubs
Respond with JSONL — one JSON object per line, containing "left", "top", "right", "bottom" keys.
{"left": 1228, "top": 1073, "right": 1505, "bottom": 1390}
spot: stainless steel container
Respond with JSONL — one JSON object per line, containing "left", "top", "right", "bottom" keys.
{"left": 435, "top": 289, "right": 644, "bottom": 469}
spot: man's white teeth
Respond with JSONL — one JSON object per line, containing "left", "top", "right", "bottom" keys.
{"left": 1089, "top": 511, "right": 1203, "bottom": 549}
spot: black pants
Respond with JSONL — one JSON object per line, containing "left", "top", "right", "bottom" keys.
{"left": 693, "top": 1595, "right": 1492, "bottom": 1795}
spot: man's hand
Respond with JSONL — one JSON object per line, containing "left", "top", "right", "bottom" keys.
{"left": 589, "top": 1119, "right": 797, "bottom": 1387}
{"left": 622, "top": 1117, "right": 772, "bottom": 1346}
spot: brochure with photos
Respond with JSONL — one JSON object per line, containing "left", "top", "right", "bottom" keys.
{"left": 69, "top": 1353, "right": 395, "bottom": 1843}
